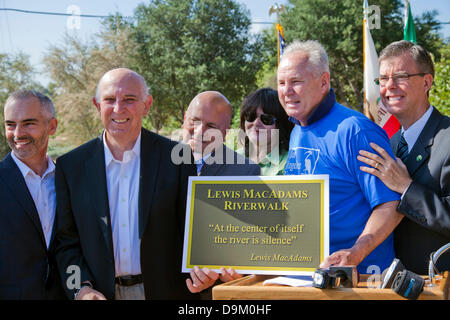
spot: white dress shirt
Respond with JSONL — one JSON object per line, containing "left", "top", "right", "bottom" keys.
{"left": 402, "top": 105, "right": 434, "bottom": 153}
{"left": 11, "top": 152, "right": 56, "bottom": 249}
{"left": 103, "top": 133, "right": 141, "bottom": 277}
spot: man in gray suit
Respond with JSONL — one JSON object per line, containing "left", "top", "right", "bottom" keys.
{"left": 181, "top": 91, "right": 260, "bottom": 293}
{"left": 358, "top": 40, "right": 449, "bottom": 274}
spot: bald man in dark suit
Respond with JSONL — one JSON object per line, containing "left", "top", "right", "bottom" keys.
{"left": 53, "top": 68, "right": 197, "bottom": 300}
{"left": 181, "top": 91, "right": 260, "bottom": 294}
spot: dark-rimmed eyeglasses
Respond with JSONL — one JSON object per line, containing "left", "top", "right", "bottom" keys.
{"left": 374, "top": 72, "right": 427, "bottom": 86}
{"left": 244, "top": 113, "right": 277, "bottom": 125}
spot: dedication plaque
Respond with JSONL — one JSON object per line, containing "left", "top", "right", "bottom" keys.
{"left": 182, "top": 175, "right": 329, "bottom": 275}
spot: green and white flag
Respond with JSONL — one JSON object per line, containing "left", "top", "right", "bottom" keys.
{"left": 404, "top": 0, "right": 417, "bottom": 43}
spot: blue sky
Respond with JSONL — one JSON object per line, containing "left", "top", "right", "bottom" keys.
{"left": 0, "top": 0, "right": 448, "bottom": 86}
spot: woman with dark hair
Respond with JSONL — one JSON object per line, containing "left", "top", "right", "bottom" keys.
{"left": 239, "top": 87, "right": 294, "bottom": 175}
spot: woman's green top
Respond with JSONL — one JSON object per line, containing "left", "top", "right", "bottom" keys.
{"left": 237, "top": 147, "right": 288, "bottom": 176}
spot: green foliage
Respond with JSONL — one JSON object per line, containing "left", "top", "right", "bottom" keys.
{"left": 260, "top": 0, "right": 444, "bottom": 112}
{"left": 430, "top": 43, "right": 450, "bottom": 116}
{"left": 127, "top": 0, "right": 264, "bottom": 132}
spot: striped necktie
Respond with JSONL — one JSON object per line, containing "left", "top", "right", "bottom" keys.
{"left": 396, "top": 132, "right": 409, "bottom": 163}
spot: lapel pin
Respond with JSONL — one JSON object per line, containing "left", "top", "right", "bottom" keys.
{"left": 416, "top": 155, "right": 423, "bottom": 162}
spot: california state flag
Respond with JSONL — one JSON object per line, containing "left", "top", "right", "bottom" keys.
{"left": 363, "top": 0, "right": 400, "bottom": 138}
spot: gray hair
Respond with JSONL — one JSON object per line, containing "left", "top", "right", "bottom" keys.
{"left": 281, "top": 40, "right": 330, "bottom": 76}
{"left": 4, "top": 90, "right": 55, "bottom": 120}
{"left": 95, "top": 68, "right": 150, "bottom": 101}
{"left": 379, "top": 40, "right": 435, "bottom": 78}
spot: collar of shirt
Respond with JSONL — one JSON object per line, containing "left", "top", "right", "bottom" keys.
{"left": 288, "top": 88, "right": 336, "bottom": 127}
{"left": 10, "top": 152, "right": 56, "bottom": 249}
{"left": 11, "top": 152, "right": 55, "bottom": 179}
{"left": 103, "top": 131, "right": 141, "bottom": 166}
{"left": 259, "top": 146, "right": 281, "bottom": 167}
{"left": 195, "top": 152, "right": 212, "bottom": 175}
{"left": 402, "top": 105, "right": 434, "bottom": 153}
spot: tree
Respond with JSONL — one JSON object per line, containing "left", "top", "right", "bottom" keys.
{"left": 260, "top": 0, "right": 444, "bottom": 112}
{"left": 430, "top": 43, "right": 450, "bottom": 116}
{"left": 0, "top": 53, "right": 41, "bottom": 158}
{"left": 127, "top": 0, "right": 264, "bottom": 132}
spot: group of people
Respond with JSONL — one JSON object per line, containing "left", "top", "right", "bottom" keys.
{"left": 0, "top": 38, "right": 448, "bottom": 300}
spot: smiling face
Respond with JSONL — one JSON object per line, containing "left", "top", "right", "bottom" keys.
{"left": 277, "top": 52, "right": 330, "bottom": 126}
{"left": 94, "top": 69, "right": 152, "bottom": 149}
{"left": 4, "top": 96, "right": 57, "bottom": 165}
{"left": 379, "top": 52, "right": 433, "bottom": 128}
{"left": 182, "top": 92, "right": 231, "bottom": 157}
{"left": 244, "top": 106, "right": 277, "bottom": 148}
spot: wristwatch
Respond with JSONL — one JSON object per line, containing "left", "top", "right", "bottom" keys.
{"left": 74, "top": 281, "right": 93, "bottom": 300}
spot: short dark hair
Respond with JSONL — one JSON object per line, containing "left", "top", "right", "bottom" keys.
{"left": 379, "top": 40, "right": 435, "bottom": 78}
{"left": 239, "top": 88, "right": 293, "bottom": 156}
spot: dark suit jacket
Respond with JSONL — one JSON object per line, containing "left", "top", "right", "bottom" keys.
{"left": 53, "top": 128, "right": 197, "bottom": 300}
{"left": 200, "top": 145, "right": 260, "bottom": 176}
{"left": 391, "top": 107, "right": 450, "bottom": 274}
{"left": 0, "top": 153, "right": 66, "bottom": 299}
{"left": 198, "top": 144, "right": 259, "bottom": 299}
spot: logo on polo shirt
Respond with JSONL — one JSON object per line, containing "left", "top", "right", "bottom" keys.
{"left": 285, "top": 147, "right": 320, "bottom": 175}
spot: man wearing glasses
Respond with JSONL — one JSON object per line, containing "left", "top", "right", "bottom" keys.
{"left": 358, "top": 40, "right": 450, "bottom": 274}
{"left": 278, "top": 40, "right": 404, "bottom": 274}
{"left": 182, "top": 91, "right": 260, "bottom": 177}
{"left": 181, "top": 91, "right": 260, "bottom": 294}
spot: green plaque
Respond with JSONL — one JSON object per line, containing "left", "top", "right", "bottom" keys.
{"left": 182, "top": 175, "right": 329, "bottom": 275}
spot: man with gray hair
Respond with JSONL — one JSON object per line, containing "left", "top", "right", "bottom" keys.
{"left": 357, "top": 40, "right": 450, "bottom": 274}
{"left": 0, "top": 90, "right": 65, "bottom": 299}
{"left": 278, "top": 40, "right": 404, "bottom": 274}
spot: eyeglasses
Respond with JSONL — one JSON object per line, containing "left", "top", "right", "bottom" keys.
{"left": 374, "top": 72, "right": 427, "bottom": 86}
{"left": 244, "top": 112, "right": 277, "bottom": 125}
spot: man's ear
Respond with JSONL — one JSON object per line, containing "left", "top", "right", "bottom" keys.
{"left": 143, "top": 94, "right": 153, "bottom": 116}
{"left": 321, "top": 72, "right": 330, "bottom": 92}
{"left": 48, "top": 118, "right": 58, "bottom": 136}
{"left": 423, "top": 73, "right": 434, "bottom": 93}
{"left": 93, "top": 97, "right": 101, "bottom": 112}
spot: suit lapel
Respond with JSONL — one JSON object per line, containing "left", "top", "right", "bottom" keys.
{"left": 0, "top": 153, "right": 46, "bottom": 248}
{"left": 404, "top": 108, "right": 441, "bottom": 177}
{"left": 390, "top": 132, "right": 401, "bottom": 156}
{"left": 84, "top": 135, "right": 114, "bottom": 256}
{"left": 138, "top": 129, "right": 160, "bottom": 238}
{"left": 200, "top": 162, "right": 222, "bottom": 176}
{"left": 200, "top": 144, "right": 226, "bottom": 176}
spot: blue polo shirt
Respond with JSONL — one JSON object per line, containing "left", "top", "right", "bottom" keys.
{"left": 285, "top": 89, "right": 400, "bottom": 273}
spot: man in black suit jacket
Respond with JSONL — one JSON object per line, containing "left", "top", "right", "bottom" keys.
{"left": 181, "top": 91, "right": 260, "bottom": 294}
{"left": 358, "top": 41, "right": 449, "bottom": 274}
{"left": 0, "top": 90, "right": 65, "bottom": 299}
{"left": 53, "top": 68, "right": 197, "bottom": 300}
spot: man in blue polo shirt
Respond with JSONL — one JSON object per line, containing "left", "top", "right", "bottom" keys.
{"left": 278, "top": 40, "right": 404, "bottom": 274}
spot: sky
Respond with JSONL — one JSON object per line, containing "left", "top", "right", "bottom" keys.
{"left": 0, "top": 0, "right": 448, "bottom": 86}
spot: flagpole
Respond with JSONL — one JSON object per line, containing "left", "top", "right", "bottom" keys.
{"left": 269, "top": 3, "right": 286, "bottom": 65}
{"left": 363, "top": 0, "right": 371, "bottom": 120}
